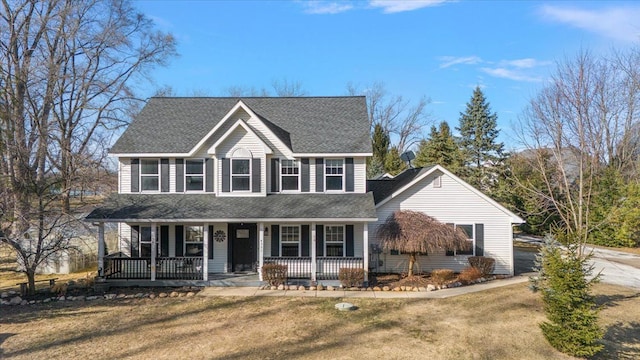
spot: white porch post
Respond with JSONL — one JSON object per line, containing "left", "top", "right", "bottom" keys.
{"left": 311, "top": 222, "right": 317, "bottom": 282}
{"left": 97, "top": 222, "right": 105, "bottom": 279}
{"left": 151, "top": 223, "right": 157, "bottom": 281}
{"left": 203, "top": 223, "right": 209, "bottom": 281}
{"left": 258, "top": 222, "right": 264, "bottom": 281}
{"left": 363, "top": 223, "right": 369, "bottom": 284}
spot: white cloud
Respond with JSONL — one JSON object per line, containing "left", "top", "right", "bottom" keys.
{"left": 499, "top": 58, "right": 551, "bottom": 69}
{"left": 438, "top": 55, "right": 482, "bottom": 68}
{"left": 540, "top": 5, "right": 640, "bottom": 43}
{"left": 303, "top": 1, "right": 353, "bottom": 14}
{"left": 480, "top": 67, "right": 542, "bottom": 82}
{"left": 369, "top": 0, "right": 449, "bottom": 14}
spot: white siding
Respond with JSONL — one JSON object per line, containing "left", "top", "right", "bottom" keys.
{"left": 309, "top": 158, "right": 316, "bottom": 192}
{"left": 119, "top": 158, "right": 131, "bottom": 193}
{"left": 169, "top": 158, "right": 176, "bottom": 193}
{"left": 209, "top": 223, "right": 228, "bottom": 273}
{"left": 246, "top": 116, "right": 291, "bottom": 157}
{"left": 216, "top": 126, "right": 267, "bottom": 196}
{"left": 370, "top": 170, "right": 514, "bottom": 275}
{"left": 354, "top": 157, "right": 366, "bottom": 193}
{"left": 118, "top": 222, "right": 132, "bottom": 256}
{"left": 192, "top": 108, "right": 251, "bottom": 158}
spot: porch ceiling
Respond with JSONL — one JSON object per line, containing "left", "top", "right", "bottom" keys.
{"left": 85, "top": 193, "right": 377, "bottom": 222}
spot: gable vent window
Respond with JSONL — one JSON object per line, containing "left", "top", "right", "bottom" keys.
{"left": 232, "top": 159, "right": 251, "bottom": 191}
{"left": 140, "top": 159, "right": 159, "bottom": 191}
{"left": 433, "top": 175, "right": 442, "bottom": 188}
{"left": 281, "top": 159, "right": 299, "bottom": 191}
{"left": 185, "top": 159, "right": 204, "bottom": 191}
{"left": 325, "top": 159, "right": 344, "bottom": 191}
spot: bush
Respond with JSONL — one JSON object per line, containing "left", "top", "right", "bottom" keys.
{"left": 468, "top": 256, "right": 495, "bottom": 276}
{"left": 261, "top": 264, "right": 288, "bottom": 286}
{"left": 430, "top": 269, "right": 455, "bottom": 285}
{"left": 530, "top": 234, "right": 603, "bottom": 357}
{"left": 339, "top": 268, "right": 364, "bottom": 288}
{"left": 458, "top": 266, "right": 483, "bottom": 284}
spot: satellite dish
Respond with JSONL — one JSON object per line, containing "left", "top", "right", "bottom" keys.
{"left": 400, "top": 151, "right": 415, "bottom": 168}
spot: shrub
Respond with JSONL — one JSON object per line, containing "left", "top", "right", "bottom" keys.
{"left": 339, "top": 268, "right": 364, "bottom": 288}
{"left": 261, "top": 264, "right": 288, "bottom": 286}
{"left": 530, "top": 234, "right": 603, "bottom": 357}
{"left": 430, "top": 269, "right": 455, "bottom": 285}
{"left": 468, "top": 256, "right": 495, "bottom": 276}
{"left": 458, "top": 266, "right": 483, "bottom": 284}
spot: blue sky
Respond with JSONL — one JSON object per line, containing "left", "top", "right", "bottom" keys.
{"left": 134, "top": 0, "right": 640, "bottom": 149}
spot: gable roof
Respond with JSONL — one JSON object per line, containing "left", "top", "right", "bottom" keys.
{"left": 110, "top": 97, "right": 371, "bottom": 155}
{"left": 367, "top": 165, "right": 525, "bottom": 224}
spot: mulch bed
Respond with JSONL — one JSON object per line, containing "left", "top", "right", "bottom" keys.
{"left": 371, "top": 273, "right": 441, "bottom": 288}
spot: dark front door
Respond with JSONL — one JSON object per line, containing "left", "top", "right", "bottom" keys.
{"left": 229, "top": 223, "right": 257, "bottom": 272}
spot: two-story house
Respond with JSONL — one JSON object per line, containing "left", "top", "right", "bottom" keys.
{"left": 86, "top": 97, "right": 378, "bottom": 285}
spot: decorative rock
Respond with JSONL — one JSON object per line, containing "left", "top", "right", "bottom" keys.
{"left": 382, "top": 286, "right": 390, "bottom": 291}
{"left": 316, "top": 285, "right": 324, "bottom": 291}
{"left": 169, "top": 291, "right": 178, "bottom": 298}
{"left": 58, "top": 296, "right": 66, "bottom": 301}
{"left": 335, "top": 302, "right": 357, "bottom": 311}
{"left": 76, "top": 296, "right": 86, "bottom": 301}
{"left": 298, "top": 286, "right": 306, "bottom": 291}
{"left": 413, "top": 287, "right": 420, "bottom": 292}
{"left": 1, "top": 292, "right": 8, "bottom": 298}
{"left": 135, "top": 293, "right": 145, "bottom": 298}
{"left": 426, "top": 284, "right": 436, "bottom": 291}
{"left": 400, "top": 286, "right": 407, "bottom": 291}
{"left": 392, "top": 287, "right": 401, "bottom": 292}
{"left": 418, "top": 287, "right": 426, "bottom": 292}
{"left": 158, "top": 292, "right": 168, "bottom": 298}
{"left": 442, "top": 285, "right": 448, "bottom": 289}
{"left": 270, "top": 286, "right": 277, "bottom": 290}
{"left": 20, "top": 300, "right": 28, "bottom": 306}
{"left": 361, "top": 288, "right": 368, "bottom": 291}
{"left": 373, "top": 286, "right": 381, "bottom": 291}
{"left": 8, "top": 291, "right": 17, "bottom": 295}
{"left": 277, "top": 284, "right": 284, "bottom": 290}
{"left": 43, "top": 298, "right": 51, "bottom": 303}
{"left": 186, "top": 292, "right": 195, "bottom": 297}
{"left": 326, "top": 285, "right": 335, "bottom": 291}
{"left": 9, "top": 296, "right": 21, "bottom": 305}
{"left": 124, "top": 294, "right": 134, "bottom": 299}
{"left": 29, "top": 300, "right": 36, "bottom": 304}
{"left": 1, "top": 300, "right": 9, "bottom": 306}
{"left": 86, "top": 296, "right": 97, "bottom": 301}
{"left": 178, "top": 292, "right": 186, "bottom": 297}
{"left": 349, "top": 287, "right": 359, "bottom": 291}
{"left": 105, "top": 294, "right": 117, "bottom": 300}
{"left": 149, "top": 293, "right": 156, "bottom": 299}
{"left": 309, "top": 286, "right": 316, "bottom": 291}
{"left": 116, "top": 294, "right": 126, "bottom": 299}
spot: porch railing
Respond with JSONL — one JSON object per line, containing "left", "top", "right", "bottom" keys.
{"left": 103, "top": 257, "right": 203, "bottom": 280}
{"left": 263, "top": 257, "right": 363, "bottom": 280}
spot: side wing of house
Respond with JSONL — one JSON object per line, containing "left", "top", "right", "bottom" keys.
{"left": 370, "top": 167, "right": 522, "bottom": 275}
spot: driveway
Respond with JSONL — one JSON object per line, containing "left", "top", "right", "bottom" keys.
{"left": 513, "top": 239, "right": 640, "bottom": 290}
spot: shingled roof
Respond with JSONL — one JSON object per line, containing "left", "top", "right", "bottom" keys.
{"left": 110, "top": 97, "right": 371, "bottom": 154}
{"left": 366, "top": 166, "right": 435, "bottom": 204}
{"left": 85, "top": 193, "right": 377, "bottom": 222}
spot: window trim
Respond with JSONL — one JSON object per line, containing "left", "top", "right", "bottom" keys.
{"left": 231, "top": 158, "right": 251, "bottom": 192}
{"left": 280, "top": 159, "right": 300, "bottom": 192}
{"left": 433, "top": 175, "right": 442, "bottom": 188}
{"left": 138, "top": 225, "right": 158, "bottom": 258}
{"left": 140, "top": 159, "right": 160, "bottom": 192}
{"left": 448, "top": 223, "right": 475, "bottom": 256}
{"left": 324, "top": 225, "right": 345, "bottom": 257}
{"left": 184, "top": 225, "right": 204, "bottom": 257}
{"left": 280, "top": 224, "right": 301, "bottom": 257}
{"left": 185, "top": 159, "right": 205, "bottom": 192}
{"left": 324, "top": 158, "right": 345, "bottom": 192}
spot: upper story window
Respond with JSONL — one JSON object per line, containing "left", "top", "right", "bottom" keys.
{"left": 325, "top": 159, "right": 344, "bottom": 191}
{"left": 325, "top": 225, "right": 345, "bottom": 257}
{"left": 281, "top": 159, "right": 299, "bottom": 191}
{"left": 140, "top": 159, "right": 159, "bottom": 191}
{"left": 232, "top": 159, "right": 251, "bottom": 191}
{"left": 185, "top": 159, "right": 204, "bottom": 191}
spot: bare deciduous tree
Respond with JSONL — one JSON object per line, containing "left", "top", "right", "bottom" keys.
{"left": 0, "top": 0, "right": 176, "bottom": 293}
{"left": 347, "top": 81, "right": 431, "bottom": 153}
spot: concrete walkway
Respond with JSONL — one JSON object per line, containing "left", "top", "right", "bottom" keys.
{"left": 198, "top": 275, "right": 530, "bottom": 299}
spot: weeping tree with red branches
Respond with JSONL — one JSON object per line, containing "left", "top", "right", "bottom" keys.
{"left": 376, "top": 210, "right": 471, "bottom": 276}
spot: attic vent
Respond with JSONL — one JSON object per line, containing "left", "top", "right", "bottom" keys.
{"left": 433, "top": 175, "right": 441, "bottom": 188}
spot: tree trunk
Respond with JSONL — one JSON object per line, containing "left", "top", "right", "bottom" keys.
{"left": 26, "top": 268, "right": 36, "bottom": 296}
{"left": 408, "top": 253, "right": 417, "bottom": 277}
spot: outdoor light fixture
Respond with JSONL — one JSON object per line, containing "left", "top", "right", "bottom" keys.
{"left": 264, "top": 226, "right": 269, "bottom": 237}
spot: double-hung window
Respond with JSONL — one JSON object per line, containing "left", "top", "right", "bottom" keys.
{"left": 185, "top": 226, "right": 204, "bottom": 257}
{"left": 281, "top": 159, "right": 299, "bottom": 191}
{"left": 231, "top": 159, "right": 251, "bottom": 191}
{"left": 280, "top": 225, "right": 300, "bottom": 256}
{"left": 325, "top": 225, "right": 345, "bottom": 257}
{"left": 325, "top": 159, "right": 344, "bottom": 191}
{"left": 456, "top": 224, "right": 474, "bottom": 255}
{"left": 139, "top": 226, "right": 157, "bottom": 258}
{"left": 185, "top": 159, "right": 204, "bottom": 191}
{"left": 140, "top": 159, "right": 159, "bottom": 191}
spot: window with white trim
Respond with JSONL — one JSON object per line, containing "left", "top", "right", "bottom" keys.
{"left": 446, "top": 224, "right": 474, "bottom": 256}
{"left": 325, "top": 225, "right": 345, "bottom": 257}
{"left": 185, "top": 159, "right": 204, "bottom": 191}
{"left": 185, "top": 225, "right": 204, "bottom": 257}
{"left": 231, "top": 159, "right": 251, "bottom": 191}
{"left": 139, "top": 226, "right": 157, "bottom": 258}
{"left": 280, "top": 159, "right": 299, "bottom": 191}
{"left": 280, "top": 225, "right": 300, "bottom": 257}
{"left": 325, "top": 159, "right": 344, "bottom": 191}
{"left": 140, "top": 159, "right": 159, "bottom": 191}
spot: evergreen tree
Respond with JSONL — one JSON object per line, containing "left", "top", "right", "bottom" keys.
{"left": 414, "top": 121, "right": 463, "bottom": 174}
{"left": 384, "top": 146, "right": 407, "bottom": 176}
{"left": 457, "top": 86, "right": 505, "bottom": 190}
{"left": 368, "top": 124, "right": 390, "bottom": 178}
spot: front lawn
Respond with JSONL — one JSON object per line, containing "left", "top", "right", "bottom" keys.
{"left": 1, "top": 283, "right": 638, "bottom": 359}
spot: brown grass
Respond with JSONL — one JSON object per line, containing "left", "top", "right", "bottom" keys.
{"left": 1, "top": 283, "right": 639, "bottom": 359}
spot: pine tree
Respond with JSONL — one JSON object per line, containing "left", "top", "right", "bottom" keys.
{"left": 457, "top": 86, "right": 505, "bottom": 190}
{"left": 414, "top": 121, "right": 463, "bottom": 173}
{"left": 384, "top": 146, "right": 407, "bottom": 176}
{"left": 368, "top": 124, "right": 390, "bottom": 178}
